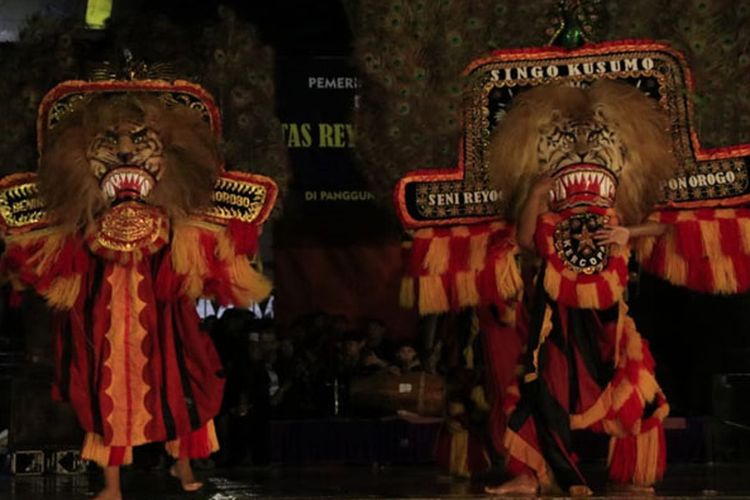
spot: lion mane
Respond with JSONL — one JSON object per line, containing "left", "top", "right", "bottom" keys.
{"left": 487, "top": 80, "right": 677, "bottom": 225}
{"left": 38, "top": 92, "right": 219, "bottom": 230}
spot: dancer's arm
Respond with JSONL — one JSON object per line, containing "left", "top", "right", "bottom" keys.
{"left": 594, "top": 221, "right": 668, "bottom": 247}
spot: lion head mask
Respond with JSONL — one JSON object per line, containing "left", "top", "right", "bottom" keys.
{"left": 37, "top": 92, "right": 220, "bottom": 231}
{"left": 487, "top": 80, "right": 677, "bottom": 225}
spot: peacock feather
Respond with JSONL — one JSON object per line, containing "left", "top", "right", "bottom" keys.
{"left": 0, "top": 6, "right": 289, "bottom": 216}
{"left": 346, "top": 0, "right": 750, "bottom": 207}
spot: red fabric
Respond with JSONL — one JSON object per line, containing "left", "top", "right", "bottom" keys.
{"left": 37, "top": 240, "right": 225, "bottom": 447}
{"left": 640, "top": 209, "right": 750, "bottom": 293}
{"left": 609, "top": 434, "right": 637, "bottom": 483}
{"left": 616, "top": 391, "right": 645, "bottom": 433}
{"left": 448, "top": 235, "right": 471, "bottom": 273}
{"left": 478, "top": 306, "right": 524, "bottom": 454}
{"left": 177, "top": 424, "right": 213, "bottom": 459}
{"left": 408, "top": 236, "right": 432, "bottom": 275}
{"left": 507, "top": 456, "right": 534, "bottom": 477}
{"left": 227, "top": 220, "right": 259, "bottom": 255}
{"left": 108, "top": 446, "right": 127, "bottom": 466}
{"left": 200, "top": 233, "right": 234, "bottom": 305}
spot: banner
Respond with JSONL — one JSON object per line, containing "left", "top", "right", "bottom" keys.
{"left": 273, "top": 56, "right": 417, "bottom": 338}
{"left": 395, "top": 40, "right": 750, "bottom": 229}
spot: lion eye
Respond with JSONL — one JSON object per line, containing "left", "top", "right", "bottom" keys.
{"left": 104, "top": 131, "right": 118, "bottom": 144}
{"left": 131, "top": 130, "right": 147, "bottom": 144}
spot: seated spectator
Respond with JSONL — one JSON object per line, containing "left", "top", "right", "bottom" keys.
{"left": 359, "top": 318, "right": 393, "bottom": 372}
{"left": 338, "top": 331, "right": 366, "bottom": 377}
{"left": 389, "top": 344, "right": 423, "bottom": 375}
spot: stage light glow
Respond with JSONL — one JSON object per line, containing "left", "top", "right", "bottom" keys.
{"left": 85, "top": 0, "right": 113, "bottom": 29}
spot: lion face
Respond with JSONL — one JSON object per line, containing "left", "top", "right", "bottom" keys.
{"left": 38, "top": 92, "right": 220, "bottom": 230}
{"left": 87, "top": 120, "right": 165, "bottom": 202}
{"left": 487, "top": 81, "right": 677, "bottom": 224}
{"left": 538, "top": 115, "right": 623, "bottom": 209}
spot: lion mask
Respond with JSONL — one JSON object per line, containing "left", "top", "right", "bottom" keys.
{"left": 37, "top": 92, "right": 220, "bottom": 231}
{"left": 487, "top": 80, "right": 677, "bottom": 225}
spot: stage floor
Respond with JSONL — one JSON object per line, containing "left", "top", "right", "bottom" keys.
{"left": 2, "top": 463, "right": 750, "bottom": 499}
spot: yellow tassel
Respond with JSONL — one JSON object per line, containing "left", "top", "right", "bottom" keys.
{"left": 207, "top": 419, "right": 220, "bottom": 454}
{"left": 653, "top": 400, "right": 670, "bottom": 422}
{"left": 226, "top": 255, "right": 273, "bottom": 307}
{"left": 570, "top": 386, "right": 612, "bottom": 430}
{"left": 468, "top": 232, "right": 489, "bottom": 271}
{"left": 423, "top": 236, "right": 450, "bottom": 275}
{"left": 603, "top": 268, "right": 626, "bottom": 303}
{"left": 418, "top": 275, "right": 449, "bottom": 314}
{"left": 399, "top": 277, "right": 415, "bottom": 308}
{"left": 12, "top": 231, "right": 67, "bottom": 279}
{"left": 676, "top": 210, "right": 698, "bottom": 222}
{"left": 455, "top": 271, "right": 479, "bottom": 308}
{"left": 611, "top": 379, "right": 638, "bottom": 412}
{"left": 81, "top": 433, "right": 133, "bottom": 467}
{"left": 715, "top": 208, "right": 737, "bottom": 219}
{"left": 543, "top": 263, "right": 562, "bottom": 299}
{"left": 633, "top": 426, "right": 661, "bottom": 486}
{"left": 413, "top": 228, "right": 434, "bottom": 241}
{"left": 503, "top": 428, "right": 554, "bottom": 490}
{"left": 449, "top": 429, "right": 470, "bottom": 477}
{"left": 575, "top": 282, "right": 600, "bottom": 309}
{"left": 623, "top": 316, "right": 643, "bottom": 362}
{"left": 470, "top": 385, "right": 491, "bottom": 412}
{"left": 496, "top": 251, "right": 522, "bottom": 299}
{"left": 215, "top": 229, "right": 237, "bottom": 261}
{"left": 451, "top": 226, "right": 471, "bottom": 238}
{"left": 500, "top": 302, "right": 517, "bottom": 326}
{"left": 661, "top": 233, "right": 688, "bottom": 285}
{"left": 463, "top": 310, "right": 479, "bottom": 368}
{"left": 635, "top": 236, "right": 655, "bottom": 262}
{"left": 81, "top": 433, "right": 110, "bottom": 468}
{"left": 738, "top": 219, "right": 750, "bottom": 254}
{"left": 45, "top": 274, "right": 82, "bottom": 310}
{"left": 530, "top": 305, "right": 553, "bottom": 378}
{"left": 171, "top": 223, "right": 208, "bottom": 299}
{"left": 636, "top": 369, "right": 659, "bottom": 403}
{"left": 700, "top": 220, "right": 723, "bottom": 259}
{"left": 710, "top": 256, "right": 738, "bottom": 293}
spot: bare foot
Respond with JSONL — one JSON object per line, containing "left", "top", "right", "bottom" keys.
{"left": 569, "top": 484, "right": 593, "bottom": 496}
{"left": 169, "top": 459, "right": 203, "bottom": 492}
{"left": 607, "top": 483, "right": 655, "bottom": 496}
{"left": 484, "top": 474, "right": 539, "bottom": 495}
{"left": 92, "top": 486, "right": 122, "bottom": 500}
{"left": 93, "top": 466, "right": 122, "bottom": 500}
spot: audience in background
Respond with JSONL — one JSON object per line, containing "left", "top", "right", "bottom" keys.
{"left": 200, "top": 307, "right": 448, "bottom": 467}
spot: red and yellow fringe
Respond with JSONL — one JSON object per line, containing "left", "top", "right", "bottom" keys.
{"left": 1, "top": 229, "right": 86, "bottom": 310}
{"left": 0, "top": 217, "right": 271, "bottom": 311}
{"left": 171, "top": 220, "right": 271, "bottom": 307}
{"left": 570, "top": 303, "right": 669, "bottom": 486}
{"left": 400, "top": 221, "right": 522, "bottom": 315}
{"left": 637, "top": 208, "right": 750, "bottom": 294}
{"left": 536, "top": 209, "right": 628, "bottom": 309}
{"left": 502, "top": 302, "right": 668, "bottom": 487}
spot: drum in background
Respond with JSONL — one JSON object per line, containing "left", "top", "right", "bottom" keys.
{"left": 349, "top": 371, "right": 444, "bottom": 417}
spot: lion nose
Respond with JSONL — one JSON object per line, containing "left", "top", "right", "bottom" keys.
{"left": 117, "top": 151, "right": 133, "bottom": 163}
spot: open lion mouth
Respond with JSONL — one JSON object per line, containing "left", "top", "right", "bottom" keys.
{"left": 550, "top": 163, "right": 617, "bottom": 208}
{"left": 100, "top": 167, "right": 155, "bottom": 202}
